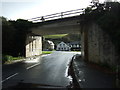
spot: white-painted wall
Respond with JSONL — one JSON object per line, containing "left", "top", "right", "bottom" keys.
{"left": 56, "top": 42, "right": 71, "bottom": 51}
{"left": 26, "top": 35, "right": 42, "bottom": 57}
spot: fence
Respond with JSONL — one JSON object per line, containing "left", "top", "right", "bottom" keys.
{"left": 28, "top": 8, "right": 85, "bottom": 22}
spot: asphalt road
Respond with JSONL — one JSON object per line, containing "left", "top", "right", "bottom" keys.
{"left": 2, "top": 51, "right": 81, "bottom": 89}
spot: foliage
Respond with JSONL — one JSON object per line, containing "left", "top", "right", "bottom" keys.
{"left": 2, "top": 54, "right": 24, "bottom": 64}
{"left": 9, "top": 19, "right": 33, "bottom": 56}
{"left": 82, "top": 2, "right": 120, "bottom": 53}
{"left": 42, "top": 51, "right": 52, "bottom": 54}
{"left": 2, "top": 17, "right": 17, "bottom": 56}
{"left": 63, "top": 33, "right": 81, "bottom": 42}
{"left": 45, "top": 33, "right": 81, "bottom": 44}
{"left": 96, "top": 2, "right": 120, "bottom": 53}
{"left": 2, "top": 55, "right": 13, "bottom": 62}
{"left": 2, "top": 17, "right": 34, "bottom": 57}
{"left": 44, "top": 34, "right": 68, "bottom": 39}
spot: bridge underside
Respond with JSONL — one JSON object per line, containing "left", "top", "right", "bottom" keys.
{"left": 30, "top": 16, "right": 82, "bottom": 35}
{"left": 31, "top": 24, "right": 81, "bottom": 35}
{"left": 26, "top": 16, "right": 82, "bottom": 57}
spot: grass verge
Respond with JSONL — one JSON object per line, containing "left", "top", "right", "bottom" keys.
{"left": 2, "top": 55, "right": 24, "bottom": 64}
{"left": 42, "top": 51, "right": 52, "bottom": 54}
{"left": 43, "top": 34, "right": 68, "bottom": 39}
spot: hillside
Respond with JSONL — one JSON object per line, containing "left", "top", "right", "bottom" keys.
{"left": 43, "top": 34, "right": 68, "bottom": 39}
{"left": 44, "top": 33, "right": 81, "bottom": 45}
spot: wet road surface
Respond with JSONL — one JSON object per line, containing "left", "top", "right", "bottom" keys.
{"left": 2, "top": 51, "right": 81, "bottom": 89}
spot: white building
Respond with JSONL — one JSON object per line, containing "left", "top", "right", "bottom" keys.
{"left": 56, "top": 42, "right": 71, "bottom": 51}
{"left": 43, "top": 40, "right": 54, "bottom": 50}
{"left": 69, "top": 41, "right": 81, "bottom": 51}
{"left": 47, "top": 40, "right": 54, "bottom": 50}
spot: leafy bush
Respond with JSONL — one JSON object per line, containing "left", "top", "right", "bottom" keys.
{"left": 2, "top": 55, "right": 24, "bottom": 64}
{"left": 2, "top": 55, "right": 13, "bottom": 63}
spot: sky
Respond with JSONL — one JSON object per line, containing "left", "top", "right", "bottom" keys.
{"left": 1, "top": 0, "right": 119, "bottom": 20}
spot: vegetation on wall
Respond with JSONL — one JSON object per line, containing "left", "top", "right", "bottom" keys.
{"left": 82, "top": 1, "right": 120, "bottom": 53}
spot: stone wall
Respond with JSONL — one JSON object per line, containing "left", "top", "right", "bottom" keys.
{"left": 25, "top": 34, "right": 42, "bottom": 57}
{"left": 81, "top": 22, "right": 117, "bottom": 67}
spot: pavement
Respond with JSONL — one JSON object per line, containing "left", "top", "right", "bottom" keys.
{"left": 71, "top": 54, "right": 116, "bottom": 88}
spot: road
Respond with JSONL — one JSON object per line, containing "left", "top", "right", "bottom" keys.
{"left": 2, "top": 51, "right": 81, "bottom": 89}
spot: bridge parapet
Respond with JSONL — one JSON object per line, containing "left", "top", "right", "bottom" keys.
{"left": 28, "top": 8, "right": 85, "bottom": 23}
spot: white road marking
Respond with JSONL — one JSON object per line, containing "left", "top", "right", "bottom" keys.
{"left": 41, "top": 54, "right": 51, "bottom": 57}
{"left": 1, "top": 73, "right": 18, "bottom": 83}
{"left": 26, "top": 63, "right": 40, "bottom": 70}
{"left": 1, "top": 63, "right": 40, "bottom": 83}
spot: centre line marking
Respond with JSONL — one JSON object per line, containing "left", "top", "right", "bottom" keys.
{"left": 2, "top": 73, "right": 18, "bottom": 83}
{"left": 26, "top": 63, "right": 40, "bottom": 70}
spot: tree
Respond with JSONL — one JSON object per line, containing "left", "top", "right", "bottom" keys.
{"left": 2, "top": 17, "right": 34, "bottom": 57}
{"left": 2, "top": 17, "right": 17, "bottom": 56}
{"left": 9, "top": 19, "right": 33, "bottom": 56}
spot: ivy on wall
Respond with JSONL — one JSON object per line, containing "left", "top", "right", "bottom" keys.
{"left": 82, "top": 2, "right": 120, "bottom": 53}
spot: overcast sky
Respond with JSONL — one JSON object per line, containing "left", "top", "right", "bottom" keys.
{"left": 1, "top": 0, "right": 118, "bottom": 20}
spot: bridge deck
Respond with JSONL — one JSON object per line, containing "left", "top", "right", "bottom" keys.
{"left": 33, "top": 15, "right": 82, "bottom": 25}
{"left": 28, "top": 8, "right": 85, "bottom": 23}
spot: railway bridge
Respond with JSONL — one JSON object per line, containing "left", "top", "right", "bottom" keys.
{"left": 26, "top": 8, "right": 116, "bottom": 68}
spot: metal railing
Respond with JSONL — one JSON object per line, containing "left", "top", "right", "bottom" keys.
{"left": 28, "top": 8, "right": 85, "bottom": 22}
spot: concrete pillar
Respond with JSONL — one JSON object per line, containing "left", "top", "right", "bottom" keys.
{"left": 81, "top": 22, "right": 117, "bottom": 68}
{"left": 81, "top": 23, "right": 89, "bottom": 62}
{"left": 25, "top": 33, "right": 42, "bottom": 57}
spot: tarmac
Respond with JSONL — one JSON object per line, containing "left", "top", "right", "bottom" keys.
{"left": 71, "top": 54, "right": 116, "bottom": 88}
